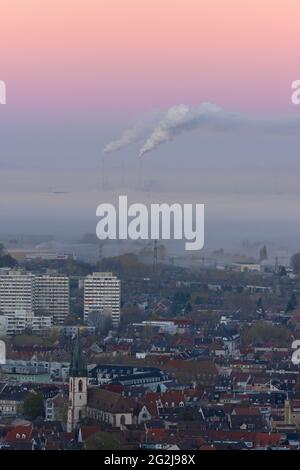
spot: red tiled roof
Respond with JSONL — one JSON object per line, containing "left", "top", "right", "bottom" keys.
{"left": 79, "top": 425, "right": 101, "bottom": 441}
{"left": 233, "top": 407, "right": 261, "bottom": 416}
{"left": 160, "top": 390, "right": 185, "bottom": 405}
{"left": 145, "top": 429, "right": 177, "bottom": 443}
{"left": 206, "top": 430, "right": 256, "bottom": 443}
{"left": 194, "top": 436, "right": 207, "bottom": 447}
{"left": 144, "top": 394, "right": 159, "bottom": 417}
{"left": 100, "top": 383, "right": 124, "bottom": 394}
{"left": 254, "top": 433, "right": 281, "bottom": 446}
{"left": 5, "top": 425, "right": 33, "bottom": 443}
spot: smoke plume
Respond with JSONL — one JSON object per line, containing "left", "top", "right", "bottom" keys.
{"left": 139, "top": 102, "right": 222, "bottom": 156}
{"left": 103, "top": 110, "right": 162, "bottom": 154}
{"left": 103, "top": 102, "right": 300, "bottom": 157}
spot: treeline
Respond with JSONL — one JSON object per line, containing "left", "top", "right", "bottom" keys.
{"left": 97, "top": 253, "right": 157, "bottom": 278}
{"left": 241, "top": 321, "right": 291, "bottom": 347}
{"left": 24, "top": 258, "right": 93, "bottom": 276}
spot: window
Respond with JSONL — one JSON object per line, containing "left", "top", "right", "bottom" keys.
{"left": 78, "top": 379, "right": 83, "bottom": 392}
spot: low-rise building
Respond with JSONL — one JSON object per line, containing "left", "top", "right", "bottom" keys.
{"left": 0, "top": 310, "right": 53, "bottom": 335}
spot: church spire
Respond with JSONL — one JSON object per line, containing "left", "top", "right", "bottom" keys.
{"left": 69, "top": 333, "right": 87, "bottom": 377}
{"left": 67, "top": 333, "right": 88, "bottom": 432}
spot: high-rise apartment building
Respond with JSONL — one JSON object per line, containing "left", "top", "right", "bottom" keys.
{"left": 84, "top": 272, "right": 121, "bottom": 327}
{"left": 0, "top": 269, "right": 70, "bottom": 325}
{"left": 34, "top": 274, "right": 70, "bottom": 324}
{"left": 0, "top": 269, "right": 35, "bottom": 314}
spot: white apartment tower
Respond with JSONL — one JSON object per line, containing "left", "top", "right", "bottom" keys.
{"left": 0, "top": 269, "right": 35, "bottom": 314}
{"left": 0, "top": 269, "right": 70, "bottom": 325}
{"left": 84, "top": 272, "right": 121, "bottom": 327}
{"left": 34, "top": 274, "right": 70, "bottom": 324}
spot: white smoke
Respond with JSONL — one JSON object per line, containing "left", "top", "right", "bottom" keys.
{"left": 139, "top": 103, "right": 300, "bottom": 156}
{"left": 103, "top": 102, "right": 300, "bottom": 157}
{"left": 103, "top": 110, "right": 162, "bottom": 154}
{"left": 139, "top": 102, "right": 223, "bottom": 156}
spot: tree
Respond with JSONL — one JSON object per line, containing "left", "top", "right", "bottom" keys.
{"left": 85, "top": 431, "right": 124, "bottom": 450}
{"left": 241, "top": 321, "right": 291, "bottom": 347}
{"left": 121, "top": 305, "right": 145, "bottom": 326}
{"left": 49, "top": 327, "right": 60, "bottom": 344}
{"left": 97, "top": 253, "right": 152, "bottom": 278}
{"left": 88, "top": 310, "right": 103, "bottom": 331}
{"left": 88, "top": 309, "right": 112, "bottom": 334}
{"left": 23, "top": 392, "right": 44, "bottom": 419}
{"left": 291, "top": 252, "right": 300, "bottom": 274}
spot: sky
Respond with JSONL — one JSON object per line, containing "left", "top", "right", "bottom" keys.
{"left": 1, "top": 0, "right": 300, "bottom": 117}
{"left": 0, "top": 1, "right": 300, "bottom": 251}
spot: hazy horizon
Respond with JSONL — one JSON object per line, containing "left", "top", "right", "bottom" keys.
{"left": 1, "top": 1, "right": 300, "bottom": 251}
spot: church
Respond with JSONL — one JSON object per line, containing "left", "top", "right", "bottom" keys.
{"left": 67, "top": 335, "right": 134, "bottom": 432}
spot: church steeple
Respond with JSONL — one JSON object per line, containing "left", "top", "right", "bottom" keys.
{"left": 67, "top": 333, "right": 88, "bottom": 432}
{"left": 70, "top": 333, "right": 87, "bottom": 377}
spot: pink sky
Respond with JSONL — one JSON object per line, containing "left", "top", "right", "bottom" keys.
{"left": 1, "top": 0, "right": 300, "bottom": 118}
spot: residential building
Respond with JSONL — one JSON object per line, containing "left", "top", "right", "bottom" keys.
{"left": 0, "top": 269, "right": 35, "bottom": 314}
{"left": 84, "top": 272, "right": 121, "bottom": 327}
{"left": 0, "top": 384, "right": 28, "bottom": 416}
{"left": 2, "top": 310, "right": 53, "bottom": 335}
{"left": 34, "top": 274, "right": 69, "bottom": 324}
{"left": 0, "top": 270, "right": 70, "bottom": 326}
